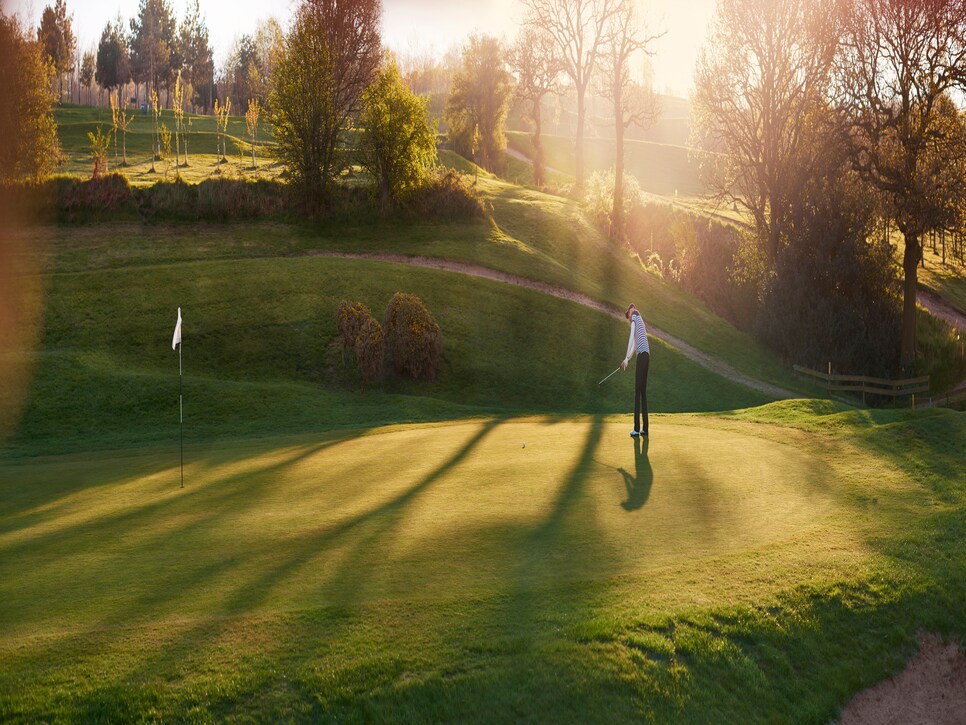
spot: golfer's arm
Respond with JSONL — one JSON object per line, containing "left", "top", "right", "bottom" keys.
{"left": 624, "top": 324, "right": 635, "bottom": 364}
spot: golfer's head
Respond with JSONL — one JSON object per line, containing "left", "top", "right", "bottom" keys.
{"left": 625, "top": 304, "right": 637, "bottom": 320}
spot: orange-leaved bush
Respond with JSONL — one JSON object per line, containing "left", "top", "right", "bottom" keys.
{"left": 383, "top": 292, "right": 442, "bottom": 381}
{"left": 353, "top": 315, "right": 385, "bottom": 385}
{"left": 336, "top": 300, "right": 372, "bottom": 357}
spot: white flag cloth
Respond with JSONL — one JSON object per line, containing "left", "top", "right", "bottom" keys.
{"left": 172, "top": 307, "right": 182, "bottom": 350}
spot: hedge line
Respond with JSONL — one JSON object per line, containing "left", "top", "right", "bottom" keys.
{"left": 3, "top": 169, "right": 486, "bottom": 224}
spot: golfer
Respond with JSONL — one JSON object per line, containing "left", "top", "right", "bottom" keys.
{"left": 620, "top": 303, "right": 650, "bottom": 437}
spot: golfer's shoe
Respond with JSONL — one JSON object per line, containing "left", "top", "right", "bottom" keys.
{"left": 630, "top": 429, "right": 641, "bottom": 438}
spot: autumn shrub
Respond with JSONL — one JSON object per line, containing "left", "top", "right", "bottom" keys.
{"left": 336, "top": 301, "right": 372, "bottom": 356}
{"left": 354, "top": 315, "right": 385, "bottom": 385}
{"left": 383, "top": 292, "right": 443, "bottom": 381}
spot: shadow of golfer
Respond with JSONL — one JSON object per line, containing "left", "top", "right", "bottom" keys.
{"left": 619, "top": 436, "right": 653, "bottom": 511}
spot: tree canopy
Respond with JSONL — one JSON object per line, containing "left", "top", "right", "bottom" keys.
{"left": 270, "top": 0, "right": 382, "bottom": 211}
{"left": 36, "top": 0, "right": 74, "bottom": 101}
{"left": 445, "top": 35, "right": 513, "bottom": 172}
{"left": 0, "top": 14, "right": 58, "bottom": 181}
{"left": 358, "top": 57, "right": 438, "bottom": 213}
{"left": 95, "top": 17, "right": 132, "bottom": 93}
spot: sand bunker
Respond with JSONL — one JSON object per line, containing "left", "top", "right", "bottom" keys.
{"left": 838, "top": 633, "right": 966, "bottom": 725}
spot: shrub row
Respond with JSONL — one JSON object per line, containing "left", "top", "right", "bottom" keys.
{"left": 336, "top": 293, "right": 442, "bottom": 387}
{"left": 2, "top": 169, "right": 485, "bottom": 224}
{"left": 0, "top": 175, "right": 296, "bottom": 223}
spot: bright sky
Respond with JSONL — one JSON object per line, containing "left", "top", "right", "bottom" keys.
{"left": 9, "top": 0, "right": 716, "bottom": 97}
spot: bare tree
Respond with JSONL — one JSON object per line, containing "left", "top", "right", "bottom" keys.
{"left": 596, "top": 0, "right": 661, "bottom": 238}
{"left": 214, "top": 96, "right": 230, "bottom": 165}
{"left": 523, "top": 0, "right": 622, "bottom": 190}
{"left": 507, "top": 27, "right": 563, "bottom": 186}
{"left": 693, "top": 0, "right": 842, "bottom": 265}
{"left": 246, "top": 97, "right": 261, "bottom": 170}
{"left": 116, "top": 100, "right": 134, "bottom": 166}
{"left": 173, "top": 70, "right": 185, "bottom": 173}
{"left": 836, "top": 0, "right": 966, "bottom": 366}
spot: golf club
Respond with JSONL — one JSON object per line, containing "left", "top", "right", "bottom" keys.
{"left": 597, "top": 366, "right": 622, "bottom": 385}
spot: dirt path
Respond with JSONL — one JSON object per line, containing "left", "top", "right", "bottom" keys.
{"left": 310, "top": 251, "right": 800, "bottom": 400}
{"left": 918, "top": 288, "right": 966, "bottom": 400}
{"left": 838, "top": 633, "right": 966, "bottom": 725}
{"left": 919, "top": 287, "right": 966, "bottom": 333}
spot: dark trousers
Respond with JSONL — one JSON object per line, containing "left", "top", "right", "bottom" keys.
{"left": 634, "top": 352, "right": 650, "bottom": 434}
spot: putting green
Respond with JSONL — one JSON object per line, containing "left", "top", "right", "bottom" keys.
{"left": 0, "top": 416, "right": 834, "bottom": 642}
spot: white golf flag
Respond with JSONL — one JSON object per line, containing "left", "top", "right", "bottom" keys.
{"left": 172, "top": 307, "right": 182, "bottom": 350}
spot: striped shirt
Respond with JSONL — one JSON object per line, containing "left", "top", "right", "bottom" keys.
{"left": 624, "top": 312, "right": 650, "bottom": 364}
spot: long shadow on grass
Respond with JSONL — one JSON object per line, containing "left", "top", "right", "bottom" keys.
{"left": 0, "top": 437, "right": 343, "bottom": 565}
{"left": 68, "top": 419, "right": 509, "bottom": 699}
{"left": 478, "top": 416, "right": 614, "bottom": 654}
{"left": 0, "top": 434, "right": 363, "bottom": 688}
{"left": 0, "top": 421, "right": 505, "bottom": 717}
{"left": 303, "top": 412, "right": 966, "bottom": 722}
{"left": 619, "top": 436, "right": 652, "bottom": 511}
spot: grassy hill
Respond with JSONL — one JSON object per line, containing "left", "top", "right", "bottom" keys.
{"left": 3, "top": 172, "right": 816, "bottom": 460}
{"left": 54, "top": 104, "right": 279, "bottom": 185}
{"left": 506, "top": 131, "right": 706, "bottom": 196}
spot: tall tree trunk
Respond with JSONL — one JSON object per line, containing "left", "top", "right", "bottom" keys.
{"left": 379, "top": 170, "right": 391, "bottom": 215}
{"left": 575, "top": 87, "right": 586, "bottom": 190}
{"left": 767, "top": 203, "right": 780, "bottom": 265}
{"left": 901, "top": 232, "right": 920, "bottom": 367}
{"left": 613, "top": 93, "right": 625, "bottom": 240}
{"left": 123, "top": 130, "right": 127, "bottom": 165}
{"left": 252, "top": 132, "right": 256, "bottom": 169}
{"left": 532, "top": 98, "right": 545, "bottom": 187}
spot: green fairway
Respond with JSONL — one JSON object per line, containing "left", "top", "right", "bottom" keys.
{"left": 0, "top": 417, "right": 831, "bottom": 634}
{"left": 1, "top": 403, "right": 964, "bottom": 721}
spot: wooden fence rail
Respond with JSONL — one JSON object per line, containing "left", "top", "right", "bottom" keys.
{"left": 793, "top": 365, "right": 929, "bottom": 403}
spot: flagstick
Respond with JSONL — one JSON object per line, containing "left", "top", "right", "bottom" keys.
{"left": 179, "top": 339, "right": 183, "bottom": 489}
